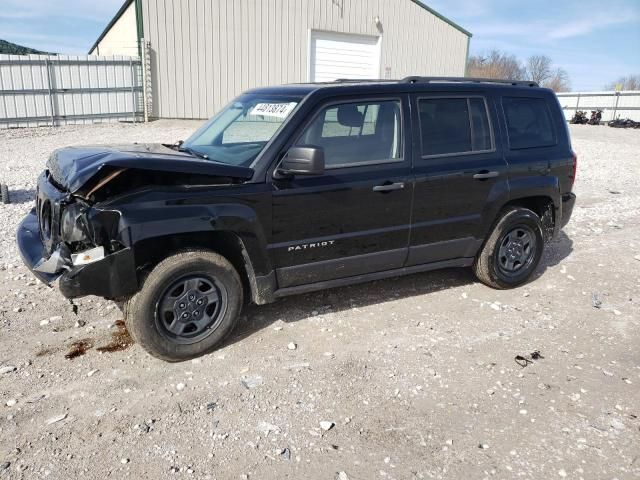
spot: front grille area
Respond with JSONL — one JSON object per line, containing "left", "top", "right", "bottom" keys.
{"left": 36, "top": 172, "right": 66, "bottom": 255}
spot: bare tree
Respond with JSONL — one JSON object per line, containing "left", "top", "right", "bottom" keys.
{"left": 544, "top": 68, "right": 571, "bottom": 92}
{"left": 604, "top": 75, "right": 640, "bottom": 91}
{"left": 525, "top": 55, "right": 553, "bottom": 85}
{"left": 467, "top": 49, "right": 571, "bottom": 91}
{"left": 467, "top": 50, "right": 524, "bottom": 80}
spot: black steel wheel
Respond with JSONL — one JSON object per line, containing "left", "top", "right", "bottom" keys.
{"left": 125, "top": 250, "right": 243, "bottom": 362}
{"left": 473, "top": 207, "right": 544, "bottom": 289}
{"left": 495, "top": 225, "right": 537, "bottom": 278}
{"left": 155, "top": 274, "right": 228, "bottom": 344}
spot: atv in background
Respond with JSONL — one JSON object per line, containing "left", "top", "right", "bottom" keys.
{"left": 608, "top": 118, "right": 640, "bottom": 129}
{"left": 570, "top": 110, "right": 589, "bottom": 124}
{"left": 588, "top": 110, "right": 603, "bottom": 125}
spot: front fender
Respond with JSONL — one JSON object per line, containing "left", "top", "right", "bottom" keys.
{"left": 115, "top": 202, "right": 272, "bottom": 276}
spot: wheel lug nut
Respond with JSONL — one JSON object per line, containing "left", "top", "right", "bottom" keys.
{"left": 179, "top": 303, "right": 186, "bottom": 309}
{"left": 197, "top": 299, "right": 203, "bottom": 305}
{"left": 182, "top": 312, "right": 189, "bottom": 319}
{"left": 193, "top": 310, "right": 200, "bottom": 317}
{"left": 189, "top": 295, "right": 195, "bottom": 301}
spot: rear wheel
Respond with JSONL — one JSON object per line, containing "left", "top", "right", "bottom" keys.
{"left": 125, "top": 250, "right": 243, "bottom": 362}
{"left": 473, "top": 207, "right": 543, "bottom": 289}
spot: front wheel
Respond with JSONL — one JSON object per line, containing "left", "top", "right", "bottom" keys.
{"left": 473, "top": 207, "right": 544, "bottom": 289}
{"left": 125, "top": 250, "right": 243, "bottom": 362}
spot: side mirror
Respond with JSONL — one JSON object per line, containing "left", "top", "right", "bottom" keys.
{"left": 278, "top": 146, "right": 325, "bottom": 176}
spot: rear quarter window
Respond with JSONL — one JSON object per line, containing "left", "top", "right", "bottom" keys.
{"left": 502, "top": 97, "right": 556, "bottom": 150}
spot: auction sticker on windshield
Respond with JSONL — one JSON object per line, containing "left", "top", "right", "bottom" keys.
{"left": 250, "top": 102, "right": 297, "bottom": 118}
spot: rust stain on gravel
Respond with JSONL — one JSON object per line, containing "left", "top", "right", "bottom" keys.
{"left": 64, "top": 339, "right": 94, "bottom": 359}
{"left": 96, "top": 320, "right": 133, "bottom": 353}
{"left": 36, "top": 346, "right": 59, "bottom": 357}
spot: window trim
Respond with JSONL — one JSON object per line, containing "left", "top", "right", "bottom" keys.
{"left": 292, "top": 96, "right": 405, "bottom": 170}
{"left": 501, "top": 96, "right": 558, "bottom": 150}
{"left": 416, "top": 95, "right": 496, "bottom": 160}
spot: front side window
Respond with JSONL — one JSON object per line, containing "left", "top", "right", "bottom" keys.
{"left": 296, "top": 100, "right": 402, "bottom": 168}
{"left": 183, "top": 94, "right": 300, "bottom": 166}
{"left": 418, "top": 97, "right": 494, "bottom": 157}
{"left": 502, "top": 97, "right": 556, "bottom": 149}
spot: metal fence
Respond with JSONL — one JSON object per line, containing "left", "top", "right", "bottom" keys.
{"left": 556, "top": 90, "right": 640, "bottom": 122}
{"left": 0, "top": 54, "right": 143, "bottom": 128}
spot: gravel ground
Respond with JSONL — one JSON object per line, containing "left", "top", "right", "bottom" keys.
{"left": 0, "top": 122, "right": 639, "bottom": 480}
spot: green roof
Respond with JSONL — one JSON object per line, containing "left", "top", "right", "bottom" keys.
{"left": 0, "top": 39, "right": 55, "bottom": 55}
{"left": 410, "top": 1, "right": 472, "bottom": 37}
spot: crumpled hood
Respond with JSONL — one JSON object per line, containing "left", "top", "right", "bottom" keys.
{"left": 46, "top": 143, "right": 254, "bottom": 192}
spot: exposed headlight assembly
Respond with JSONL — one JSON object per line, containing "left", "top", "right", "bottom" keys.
{"left": 60, "top": 202, "right": 90, "bottom": 243}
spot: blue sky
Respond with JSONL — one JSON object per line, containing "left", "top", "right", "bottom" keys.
{"left": 1, "top": 0, "right": 639, "bottom": 91}
{"left": 427, "top": 0, "right": 640, "bottom": 90}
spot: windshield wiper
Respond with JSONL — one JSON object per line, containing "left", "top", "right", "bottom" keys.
{"left": 164, "top": 140, "right": 184, "bottom": 151}
{"left": 178, "top": 145, "right": 209, "bottom": 160}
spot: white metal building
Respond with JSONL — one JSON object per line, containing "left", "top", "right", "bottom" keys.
{"left": 90, "top": 0, "right": 472, "bottom": 119}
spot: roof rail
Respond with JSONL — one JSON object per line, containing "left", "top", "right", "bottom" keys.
{"left": 401, "top": 76, "right": 539, "bottom": 87}
{"left": 333, "top": 78, "right": 395, "bottom": 83}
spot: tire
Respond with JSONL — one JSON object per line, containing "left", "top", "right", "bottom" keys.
{"left": 473, "top": 207, "right": 544, "bottom": 289}
{"left": 124, "top": 250, "right": 243, "bottom": 362}
{"left": 1, "top": 184, "right": 9, "bottom": 204}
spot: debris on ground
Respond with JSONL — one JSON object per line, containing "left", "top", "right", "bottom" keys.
{"left": 592, "top": 292, "right": 603, "bottom": 308}
{"left": 280, "top": 448, "right": 291, "bottom": 461}
{"left": 320, "top": 421, "right": 335, "bottom": 431}
{"left": 515, "top": 350, "right": 544, "bottom": 368}
{"left": 241, "top": 375, "right": 264, "bottom": 389}
{"left": 45, "top": 414, "right": 67, "bottom": 425}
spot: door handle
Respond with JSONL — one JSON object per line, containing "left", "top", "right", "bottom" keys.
{"left": 373, "top": 182, "right": 405, "bottom": 192}
{"left": 473, "top": 171, "right": 499, "bottom": 180}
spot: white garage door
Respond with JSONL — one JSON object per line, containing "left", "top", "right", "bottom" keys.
{"left": 309, "top": 31, "right": 381, "bottom": 82}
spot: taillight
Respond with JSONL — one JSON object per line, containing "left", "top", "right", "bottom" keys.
{"left": 570, "top": 151, "right": 577, "bottom": 189}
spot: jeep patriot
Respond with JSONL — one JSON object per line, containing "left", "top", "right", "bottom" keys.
{"left": 17, "top": 77, "right": 577, "bottom": 361}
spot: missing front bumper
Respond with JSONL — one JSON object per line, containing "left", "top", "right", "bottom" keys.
{"left": 17, "top": 209, "right": 139, "bottom": 299}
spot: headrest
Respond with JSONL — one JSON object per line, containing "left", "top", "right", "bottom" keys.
{"left": 337, "top": 104, "right": 364, "bottom": 128}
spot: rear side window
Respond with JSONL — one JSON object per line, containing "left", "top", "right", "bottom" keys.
{"left": 418, "top": 97, "right": 493, "bottom": 156}
{"left": 502, "top": 97, "right": 556, "bottom": 149}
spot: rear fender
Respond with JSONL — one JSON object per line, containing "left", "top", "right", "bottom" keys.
{"left": 481, "top": 175, "right": 561, "bottom": 239}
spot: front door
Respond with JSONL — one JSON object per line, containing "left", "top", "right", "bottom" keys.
{"left": 270, "top": 96, "right": 412, "bottom": 288}
{"left": 408, "top": 93, "right": 508, "bottom": 265}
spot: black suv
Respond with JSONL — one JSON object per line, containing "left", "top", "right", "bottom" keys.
{"left": 17, "top": 77, "right": 576, "bottom": 361}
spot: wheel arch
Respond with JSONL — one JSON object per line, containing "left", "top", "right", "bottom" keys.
{"left": 482, "top": 175, "right": 561, "bottom": 242}
{"left": 132, "top": 230, "right": 273, "bottom": 306}
{"left": 504, "top": 195, "right": 555, "bottom": 240}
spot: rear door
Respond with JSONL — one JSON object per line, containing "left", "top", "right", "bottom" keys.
{"left": 270, "top": 95, "right": 413, "bottom": 288}
{"left": 408, "top": 93, "right": 508, "bottom": 265}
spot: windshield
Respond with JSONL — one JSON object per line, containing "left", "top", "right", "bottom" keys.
{"left": 182, "top": 94, "right": 301, "bottom": 167}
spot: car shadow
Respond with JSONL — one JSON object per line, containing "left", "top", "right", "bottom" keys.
{"left": 225, "top": 267, "right": 476, "bottom": 347}
{"left": 534, "top": 230, "right": 574, "bottom": 277}
{"left": 224, "top": 231, "right": 575, "bottom": 348}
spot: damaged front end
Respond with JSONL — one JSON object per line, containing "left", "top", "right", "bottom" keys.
{"left": 17, "top": 143, "right": 255, "bottom": 300}
{"left": 17, "top": 170, "right": 138, "bottom": 299}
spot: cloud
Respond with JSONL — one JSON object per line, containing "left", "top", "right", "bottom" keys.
{"left": 470, "top": 9, "right": 638, "bottom": 42}
{"left": 547, "top": 11, "right": 640, "bottom": 39}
